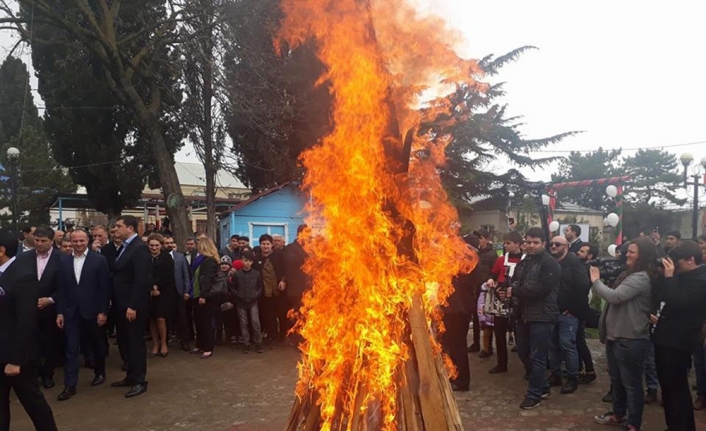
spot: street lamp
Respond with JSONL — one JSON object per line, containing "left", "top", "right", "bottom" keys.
{"left": 679, "top": 152, "right": 706, "bottom": 238}
{"left": 6, "top": 147, "right": 20, "bottom": 231}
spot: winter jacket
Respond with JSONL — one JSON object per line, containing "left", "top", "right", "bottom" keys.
{"left": 231, "top": 268, "right": 263, "bottom": 305}
{"left": 511, "top": 250, "right": 561, "bottom": 323}
{"left": 253, "top": 250, "right": 286, "bottom": 297}
{"left": 594, "top": 271, "right": 652, "bottom": 343}
{"left": 444, "top": 272, "right": 474, "bottom": 316}
{"left": 475, "top": 245, "right": 498, "bottom": 289}
{"left": 196, "top": 258, "right": 220, "bottom": 299}
{"left": 556, "top": 252, "right": 592, "bottom": 319}
{"left": 652, "top": 265, "right": 706, "bottom": 352}
{"left": 284, "top": 241, "right": 311, "bottom": 298}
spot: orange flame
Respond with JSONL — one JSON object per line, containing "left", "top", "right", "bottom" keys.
{"left": 279, "top": 1, "right": 481, "bottom": 429}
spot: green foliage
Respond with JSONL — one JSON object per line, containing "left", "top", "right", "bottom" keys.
{"left": 622, "top": 149, "right": 686, "bottom": 206}
{"left": 28, "top": 0, "right": 184, "bottom": 216}
{"left": 551, "top": 148, "right": 621, "bottom": 210}
{"left": 0, "top": 56, "right": 75, "bottom": 225}
{"left": 222, "top": 0, "right": 332, "bottom": 193}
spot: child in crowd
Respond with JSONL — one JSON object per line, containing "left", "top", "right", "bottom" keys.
{"left": 477, "top": 283, "right": 494, "bottom": 358}
{"left": 230, "top": 251, "right": 264, "bottom": 353}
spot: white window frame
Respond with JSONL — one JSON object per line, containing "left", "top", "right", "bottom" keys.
{"left": 249, "top": 222, "right": 290, "bottom": 244}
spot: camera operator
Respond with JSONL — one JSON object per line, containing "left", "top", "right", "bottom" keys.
{"left": 650, "top": 241, "right": 706, "bottom": 431}
{"left": 547, "top": 236, "right": 592, "bottom": 395}
{"left": 590, "top": 238, "right": 656, "bottom": 431}
{"left": 499, "top": 227, "right": 561, "bottom": 410}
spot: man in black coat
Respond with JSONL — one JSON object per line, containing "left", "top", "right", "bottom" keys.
{"left": 283, "top": 225, "right": 312, "bottom": 340}
{"left": 441, "top": 270, "right": 474, "bottom": 392}
{"left": 546, "top": 236, "right": 592, "bottom": 395}
{"left": 0, "top": 229, "right": 58, "bottom": 431}
{"left": 55, "top": 229, "right": 111, "bottom": 401}
{"left": 467, "top": 229, "right": 497, "bottom": 354}
{"left": 110, "top": 216, "right": 153, "bottom": 398}
{"left": 565, "top": 224, "right": 583, "bottom": 255}
{"left": 502, "top": 227, "right": 561, "bottom": 410}
{"left": 652, "top": 241, "right": 706, "bottom": 431}
{"left": 12, "top": 226, "right": 62, "bottom": 389}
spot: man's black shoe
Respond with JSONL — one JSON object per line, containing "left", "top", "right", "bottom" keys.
{"left": 42, "top": 378, "right": 55, "bottom": 389}
{"left": 478, "top": 350, "right": 493, "bottom": 358}
{"left": 520, "top": 396, "right": 541, "bottom": 409}
{"left": 91, "top": 375, "right": 106, "bottom": 387}
{"left": 578, "top": 371, "right": 597, "bottom": 385}
{"left": 110, "top": 378, "right": 133, "bottom": 388}
{"left": 541, "top": 388, "right": 551, "bottom": 399}
{"left": 125, "top": 383, "right": 148, "bottom": 398}
{"left": 644, "top": 389, "right": 658, "bottom": 404}
{"left": 467, "top": 343, "right": 480, "bottom": 353}
{"left": 488, "top": 366, "right": 508, "bottom": 374}
{"left": 602, "top": 389, "right": 614, "bottom": 403}
{"left": 548, "top": 375, "right": 563, "bottom": 387}
{"left": 561, "top": 378, "right": 578, "bottom": 394}
{"left": 57, "top": 387, "right": 76, "bottom": 401}
{"left": 450, "top": 382, "right": 469, "bottom": 392}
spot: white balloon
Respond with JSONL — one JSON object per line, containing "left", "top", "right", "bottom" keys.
{"left": 606, "top": 213, "right": 620, "bottom": 227}
{"left": 549, "top": 221, "right": 560, "bottom": 232}
{"left": 606, "top": 185, "right": 618, "bottom": 198}
{"left": 607, "top": 244, "right": 617, "bottom": 257}
{"left": 541, "top": 194, "right": 551, "bottom": 206}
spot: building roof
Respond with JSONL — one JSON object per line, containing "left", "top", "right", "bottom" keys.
{"left": 467, "top": 196, "right": 602, "bottom": 214}
{"left": 175, "top": 162, "right": 247, "bottom": 190}
{"left": 220, "top": 182, "right": 295, "bottom": 218}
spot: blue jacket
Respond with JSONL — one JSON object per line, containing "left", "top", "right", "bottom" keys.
{"left": 171, "top": 251, "right": 190, "bottom": 296}
{"left": 56, "top": 250, "right": 111, "bottom": 319}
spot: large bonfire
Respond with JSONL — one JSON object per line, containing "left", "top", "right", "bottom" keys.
{"left": 279, "top": 1, "right": 483, "bottom": 430}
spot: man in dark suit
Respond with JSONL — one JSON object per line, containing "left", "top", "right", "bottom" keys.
{"left": 164, "top": 234, "right": 191, "bottom": 351}
{"left": 0, "top": 229, "right": 58, "bottom": 431}
{"left": 184, "top": 236, "right": 198, "bottom": 341}
{"left": 55, "top": 229, "right": 111, "bottom": 401}
{"left": 565, "top": 224, "right": 584, "bottom": 255}
{"left": 110, "top": 215, "right": 152, "bottom": 398}
{"left": 13, "top": 226, "right": 62, "bottom": 389}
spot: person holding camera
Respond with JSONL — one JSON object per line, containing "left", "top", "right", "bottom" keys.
{"left": 650, "top": 241, "right": 706, "bottom": 431}
{"left": 590, "top": 238, "right": 656, "bottom": 431}
{"left": 500, "top": 227, "right": 561, "bottom": 410}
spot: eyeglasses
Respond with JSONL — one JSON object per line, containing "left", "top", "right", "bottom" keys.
{"left": 549, "top": 242, "right": 566, "bottom": 248}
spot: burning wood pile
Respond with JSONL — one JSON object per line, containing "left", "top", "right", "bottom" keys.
{"left": 278, "top": 0, "right": 483, "bottom": 430}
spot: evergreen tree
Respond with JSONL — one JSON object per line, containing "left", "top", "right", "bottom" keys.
{"left": 551, "top": 148, "right": 622, "bottom": 210}
{"left": 622, "top": 149, "right": 685, "bottom": 206}
{"left": 0, "top": 56, "right": 75, "bottom": 225}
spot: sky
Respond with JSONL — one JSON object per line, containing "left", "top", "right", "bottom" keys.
{"left": 2, "top": 1, "right": 706, "bottom": 196}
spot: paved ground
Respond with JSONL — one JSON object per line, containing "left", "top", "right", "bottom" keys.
{"left": 9, "top": 337, "right": 706, "bottom": 431}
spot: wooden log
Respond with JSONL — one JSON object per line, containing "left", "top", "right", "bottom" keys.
{"left": 407, "top": 294, "right": 453, "bottom": 431}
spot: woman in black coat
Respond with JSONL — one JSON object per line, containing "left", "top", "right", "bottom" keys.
{"left": 190, "top": 237, "right": 222, "bottom": 359}
{"left": 147, "top": 233, "right": 175, "bottom": 357}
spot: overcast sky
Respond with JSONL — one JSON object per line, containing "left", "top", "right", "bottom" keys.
{"left": 2, "top": 1, "right": 705, "bottom": 192}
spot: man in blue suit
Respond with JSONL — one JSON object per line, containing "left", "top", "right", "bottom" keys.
{"left": 55, "top": 229, "right": 111, "bottom": 401}
{"left": 164, "top": 234, "right": 191, "bottom": 351}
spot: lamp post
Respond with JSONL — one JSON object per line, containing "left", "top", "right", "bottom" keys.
{"left": 679, "top": 153, "right": 706, "bottom": 239}
{"left": 6, "top": 147, "right": 20, "bottom": 231}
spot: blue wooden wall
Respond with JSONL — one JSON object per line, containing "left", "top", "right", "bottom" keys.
{"left": 219, "top": 185, "right": 308, "bottom": 247}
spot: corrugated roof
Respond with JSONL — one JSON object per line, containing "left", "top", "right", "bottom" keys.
{"left": 175, "top": 162, "right": 247, "bottom": 189}
{"left": 220, "top": 182, "right": 294, "bottom": 217}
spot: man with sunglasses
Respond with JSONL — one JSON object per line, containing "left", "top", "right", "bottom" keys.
{"left": 546, "top": 236, "right": 592, "bottom": 395}
{"left": 499, "top": 227, "right": 561, "bottom": 410}
{"left": 651, "top": 241, "right": 706, "bottom": 431}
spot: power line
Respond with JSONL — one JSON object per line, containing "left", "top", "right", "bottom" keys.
{"left": 532, "top": 140, "right": 706, "bottom": 154}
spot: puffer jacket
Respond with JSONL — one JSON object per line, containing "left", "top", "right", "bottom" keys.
{"left": 511, "top": 250, "right": 561, "bottom": 323}
{"left": 231, "top": 268, "right": 263, "bottom": 305}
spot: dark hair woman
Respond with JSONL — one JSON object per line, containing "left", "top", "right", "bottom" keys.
{"left": 147, "top": 233, "right": 175, "bottom": 358}
{"left": 190, "top": 237, "right": 221, "bottom": 359}
{"left": 589, "top": 238, "right": 657, "bottom": 431}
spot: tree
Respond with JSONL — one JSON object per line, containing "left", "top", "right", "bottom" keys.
{"left": 1, "top": 0, "right": 194, "bottom": 241}
{"left": 421, "top": 47, "right": 577, "bottom": 205}
{"left": 622, "top": 149, "right": 685, "bottom": 207}
{"left": 222, "top": 0, "right": 332, "bottom": 193}
{"left": 0, "top": 56, "right": 75, "bottom": 225}
{"left": 551, "top": 148, "right": 622, "bottom": 210}
{"left": 180, "top": 0, "right": 228, "bottom": 239}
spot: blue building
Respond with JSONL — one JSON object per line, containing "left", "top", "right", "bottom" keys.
{"left": 219, "top": 182, "right": 308, "bottom": 247}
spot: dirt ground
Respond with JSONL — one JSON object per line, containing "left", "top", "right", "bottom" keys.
{"left": 9, "top": 337, "right": 706, "bottom": 431}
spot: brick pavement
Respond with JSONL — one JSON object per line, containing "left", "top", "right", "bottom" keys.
{"left": 9, "top": 338, "right": 706, "bottom": 431}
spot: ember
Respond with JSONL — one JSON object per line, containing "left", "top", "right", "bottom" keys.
{"left": 278, "top": 1, "right": 482, "bottom": 430}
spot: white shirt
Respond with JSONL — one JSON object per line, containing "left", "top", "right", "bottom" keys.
{"left": 0, "top": 256, "right": 16, "bottom": 296}
{"left": 73, "top": 251, "right": 87, "bottom": 283}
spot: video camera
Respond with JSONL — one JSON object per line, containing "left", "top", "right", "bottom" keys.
{"left": 588, "top": 257, "right": 624, "bottom": 286}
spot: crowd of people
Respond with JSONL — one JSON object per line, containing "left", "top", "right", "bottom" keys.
{"left": 0, "top": 219, "right": 311, "bottom": 431}
{"left": 441, "top": 224, "right": 706, "bottom": 431}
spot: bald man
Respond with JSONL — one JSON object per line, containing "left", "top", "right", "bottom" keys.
{"left": 546, "top": 235, "right": 592, "bottom": 395}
